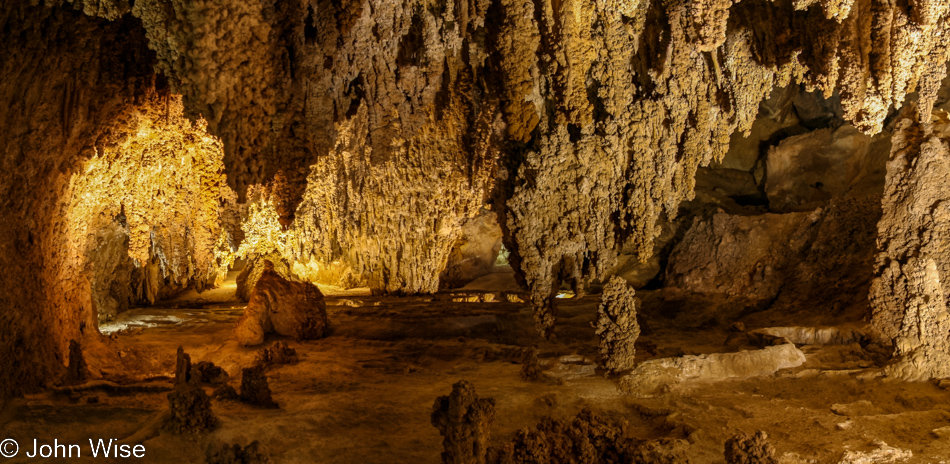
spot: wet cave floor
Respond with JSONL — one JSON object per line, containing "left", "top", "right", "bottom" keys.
{"left": 3, "top": 282, "right": 950, "bottom": 463}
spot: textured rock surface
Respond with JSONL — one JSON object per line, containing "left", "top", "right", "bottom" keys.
{"left": 667, "top": 195, "right": 881, "bottom": 323}
{"left": 166, "top": 348, "right": 218, "bottom": 434}
{"left": 620, "top": 344, "right": 806, "bottom": 396}
{"left": 869, "top": 113, "right": 950, "bottom": 380}
{"left": 254, "top": 341, "right": 299, "bottom": 368}
{"left": 431, "top": 381, "right": 496, "bottom": 464}
{"left": 63, "top": 94, "right": 236, "bottom": 323}
{"left": 440, "top": 212, "right": 505, "bottom": 290}
{"left": 235, "top": 261, "right": 329, "bottom": 346}
{"left": 206, "top": 441, "right": 271, "bottom": 464}
{"left": 724, "top": 431, "right": 779, "bottom": 464}
{"left": 0, "top": 2, "right": 163, "bottom": 400}
{"left": 487, "top": 410, "right": 635, "bottom": 464}
{"left": 595, "top": 277, "right": 641, "bottom": 374}
{"left": 6, "top": 0, "right": 950, "bottom": 401}
{"left": 240, "top": 365, "right": 279, "bottom": 409}
{"left": 766, "top": 125, "right": 889, "bottom": 212}
{"left": 666, "top": 210, "right": 818, "bottom": 300}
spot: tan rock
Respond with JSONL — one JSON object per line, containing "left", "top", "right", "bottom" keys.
{"left": 766, "top": 125, "right": 890, "bottom": 212}
{"left": 235, "top": 261, "right": 329, "bottom": 347}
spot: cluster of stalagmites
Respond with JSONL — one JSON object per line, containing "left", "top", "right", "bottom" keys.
{"left": 163, "top": 343, "right": 292, "bottom": 437}
{"left": 165, "top": 347, "right": 218, "bottom": 435}
{"left": 432, "top": 382, "right": 790, "bottom": 463}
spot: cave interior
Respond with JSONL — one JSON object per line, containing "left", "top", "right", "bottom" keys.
{"left": 3, "top": 0, "right": 950, "bottom": 462}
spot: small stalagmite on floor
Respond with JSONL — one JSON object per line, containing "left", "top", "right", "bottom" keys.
{"left": 64, "top": 340, "right": 88, "bottom": 386}
{"left": 206, "top": 441, "right": 271, "bottom": 464}
{"left": 165, "top": 347, "right": 218, "bottom": 434}
{"left": 431, "top": 381, "right": 496, "bottom": 464}
{"left": 595, "top": 277, "right": 641, "bottom": 374}
{"left": 235, "top": 260, "right": 329, "bottom": 346}
{"left": 240, "top": 365, "right": 278, "bottom": 409}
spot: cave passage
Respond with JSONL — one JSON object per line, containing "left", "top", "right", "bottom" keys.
{"left": 3, "top": 0, "right": 950, "bottom": 463}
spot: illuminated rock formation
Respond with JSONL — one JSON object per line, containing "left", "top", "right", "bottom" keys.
{"left": 235, "top": 261, "right": 329, "bottom": 347}
{"left": 63, "top": 95, "right": 236, "bottom": 322}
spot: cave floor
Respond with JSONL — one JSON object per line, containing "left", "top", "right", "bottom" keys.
{"left": 3, "top": 288, "right": 950, "bottom": 463}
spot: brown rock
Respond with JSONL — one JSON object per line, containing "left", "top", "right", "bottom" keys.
{"left": 206, "top": 441, "right": 270, "bottom": 464}
{"left": 195, "top": 361, "right": 229, "bottom": 385}
{"left": 766, "top": 124, "right": 889, "bottom": 212}
{"left": 240, "top": 365, "right": 278, "bottom": 409}
{"left": 235, "top": 261, "right": 329, "bottom": 347}
{"left": 64, "top": 340, "right": 88, "bottom": 386}
{"left": 175, "top": 346, "right": 192, "bottom": 386}
{"left": 166, "top": 347, "right": 217, "bottom": 434}
{"left": 724, "top": 431, "right": 778, "bottom": 464}
{"left": 520, "top": 347, "right": 542, "bottom": 382}
{"left": 431, "top": 381, "right": 496, "bottom": 464}
{"left": 487, "top": 409, "right": 635, "bottom": 464}
{"left": 254, "top": 341, "right": 299, "bottom": 368}
{"left": 595, "top": 277, "right": 641, "bottom": 375}
{"left": 165, "top": 385, "right": 218, "bottom": 435}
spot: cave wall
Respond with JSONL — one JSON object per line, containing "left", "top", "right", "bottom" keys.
{"left": 869, "top": 110, "right": 950, "bottom": 380}
{"left": 0, "top": 2, "right": 160, "bottom": 397}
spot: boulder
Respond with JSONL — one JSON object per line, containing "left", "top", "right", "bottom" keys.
{"left": 665, "top": 209, "right": 816, "bottom": 300}
{"left": 235, "top": 261, "right": 329, "bottom": 346}
{"left": 440, "top": 211, "right": 504, "bottom": 289}
{"left": 765, "top": 124, "right": 889, "bottom": 212}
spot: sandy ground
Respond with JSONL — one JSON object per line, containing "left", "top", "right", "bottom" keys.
{"left": 2, "top": 272, "right": 950, "bottom": 463}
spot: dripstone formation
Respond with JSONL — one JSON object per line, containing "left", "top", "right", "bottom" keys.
{"left": 4, "top": 0, "right": 950, "bottom": 402}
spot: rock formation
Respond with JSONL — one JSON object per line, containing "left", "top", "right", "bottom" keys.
{"left": 724, "top": 431, "right": 779, "bottom": 464}
{"left": 440, "top": 212, "right": 505, "bottom": 289}
{"left": 595, "top": 277, "right": 641, "bottom": 374}
{"left": 206, "top": 441, "right": 271, "bottom": 464}
{"left": 520, "top": 347, "right": 542, "bottom": 382}
{"left": 240, "top": 365, "right": 279, "bottom": 409}
{"left": 166, "top": 348, "right": 218, "bottom": 434}
{"left": 195, "top": 361, "right": 230, "bottom": 385}
{"left": 255, "top": 341, "right": 299, "bottom": 368}
{"left": 487, "top": 410, "right": 635, "bottom": 464}
{"left": 235, "top": 261, "right": 329, "bottom": 346}
{"left": 431, "top": 381, "right": 496, "bottom": 464}
{"left": 5, "top": 0, "right": 950, "bottom": 402}
{"left": 64, "top": 340, "right": 89, "bottom": 386}
{"left": 869, "top": 110, "right": 950, "bottom": 380}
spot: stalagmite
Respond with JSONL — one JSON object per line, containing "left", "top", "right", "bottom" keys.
{"left": 595, "top": 277, "right": 641, "bottom": 374}
{"left": 431, "top": 381, "right": 496, "bottom": 464}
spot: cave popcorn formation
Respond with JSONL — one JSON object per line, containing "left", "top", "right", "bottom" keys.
{"left": 1, "top": 0, "right": 950, "bottom": 461}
